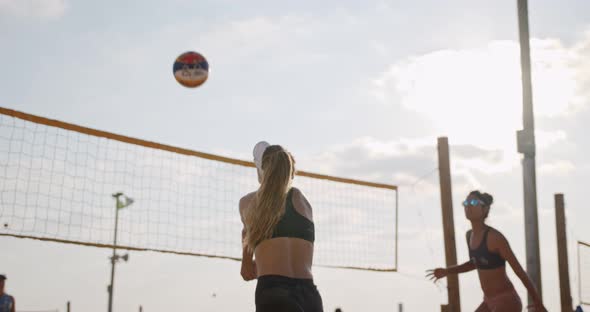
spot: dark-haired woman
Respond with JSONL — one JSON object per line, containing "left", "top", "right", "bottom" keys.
{"left": 239, "top": 142, "right": 323, "bottom": 312}
{"left": 427, "top": 191, "right": 547, "bottom": 312}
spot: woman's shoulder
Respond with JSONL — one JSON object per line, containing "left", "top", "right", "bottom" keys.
{"left": 240, "top": 191, "right": 257, "bottom": 202}
{"left": 486, "top": 226, "right": 504, "bottom": 237}
{"left": 486, "top": 226, "right": 509, "bottom": 247}
{"left": 290, "top": 187, "right": 313, "bottom": 217}
{"left": 290, "top": 186, "right": 303, "bottom": 197}
{"left": 239, "top": 191, "right": 257, "bottom": 212}
{"left": 290, "top": 187, "right": 309, "bottom": 204}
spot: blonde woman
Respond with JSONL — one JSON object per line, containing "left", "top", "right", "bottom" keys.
{"left": 240, "top": 142, "right": 323, "bottom": 312}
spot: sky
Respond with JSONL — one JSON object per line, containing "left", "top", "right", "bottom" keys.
{"left": 1, "top": 0, "right": 590, "bottom": 311}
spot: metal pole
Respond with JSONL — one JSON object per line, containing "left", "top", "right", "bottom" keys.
{"left": 578, "top": 242, "right": 582, "bottom": 307}
{"left": 555, "top": 194, "right": 572, "bottom": 312}
{"left": 516, "top": 0, "right": 542, "bottom": 305}
{"left": 437, "top": 137, "right": 461, "bottom": 312}
{"left": 108, "top": 196, "right": 121, "bottom": 312}
{"left": 395, "top": 189, "right": 399, "bottom": 271}
{"left": 67, "top": 301, "right": 70, "bottom": 312}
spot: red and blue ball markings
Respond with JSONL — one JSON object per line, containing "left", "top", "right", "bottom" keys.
{"left": 173, "top": 51, "right": 209, "bottom": 88}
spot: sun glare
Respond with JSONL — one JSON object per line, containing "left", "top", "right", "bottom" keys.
{"left": 375, "top": 40, "right": 578, "bottom": 163}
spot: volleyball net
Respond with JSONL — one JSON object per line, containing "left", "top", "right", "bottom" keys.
{"left": 0, "top": 107, "right": 398, "bottom": 271}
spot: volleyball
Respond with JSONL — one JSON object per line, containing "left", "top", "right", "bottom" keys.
{"left": 173, "top": 51, "right": 209, "bottom": 88}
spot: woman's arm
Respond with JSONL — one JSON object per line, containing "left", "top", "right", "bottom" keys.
{"left": 239, "top": 196, "right": 257, "bottom": 281}
{"left": 426, "top": 260, "right": 476, "bottom": 282}
{"left": 447, "top": 261, "right": 477, "bottom": 275}
{"left": 494, "top": 231, "right": 546, "bottom": 311}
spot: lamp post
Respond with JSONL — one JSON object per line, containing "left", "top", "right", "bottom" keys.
{"left": 107, "top": 192, "right": 133, "bottom": 312}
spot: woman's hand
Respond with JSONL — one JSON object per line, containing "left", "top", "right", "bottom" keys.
{"left": 241, "top": 259, "right": 257, "bottom": 281}
{"left": 425, "top": 268, "right": 447, "bottom": 283}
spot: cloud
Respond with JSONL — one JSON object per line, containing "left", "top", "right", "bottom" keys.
{"left": 536, "top": 129, "right": 568, "bottom": 149}
{"left": 369, "top": 37, "right": 589, "bottom": 153}
{"left": 300, "top": 136, "right": 437, "bottom": 183}
{"left": 450, "top": 144, "right": 513, "bottom": 175}
{"left": 453, "top": 144, "right": 503, "bottom": 162}
{"left": 569, "top": 31, "right": 590, "bottom": 111}
{"left": 538, "top": 160, "right": 576, "bottom": 176}
{"left": 0, "top": 0, "right": 67, "bottom": 19}
{"left": 299, "top": 136, "right": 510, "bottom": 193}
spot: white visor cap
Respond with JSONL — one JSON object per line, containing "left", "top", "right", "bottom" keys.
{"left": 253, "top": 141, "right": 270, "bottom": 171}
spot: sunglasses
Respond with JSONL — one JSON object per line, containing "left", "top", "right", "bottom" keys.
{"left": 462, "top": 199, "right": 486, "bottom": 207}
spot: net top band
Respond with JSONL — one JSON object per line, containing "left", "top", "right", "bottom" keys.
{"left": 0, "top": 107, "right": 397, "bottom": 191}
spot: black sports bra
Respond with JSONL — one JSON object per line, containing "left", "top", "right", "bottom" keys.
{"left": 270, "top": 188, "right": 315, "bottom": 243}
{"left": 467, "top": 228, "right": 505, "bottom": 270}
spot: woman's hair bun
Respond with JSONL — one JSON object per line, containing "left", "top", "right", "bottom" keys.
{"left": 469, "top": 190, "right": 494, "bottom": 206}
{"left": 481, "top": 193, "right": 494, "bottom": 206}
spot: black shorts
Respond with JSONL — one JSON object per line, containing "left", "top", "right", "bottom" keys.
{"left": 255, "top": 275, "right": 323, "bottom": 312}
